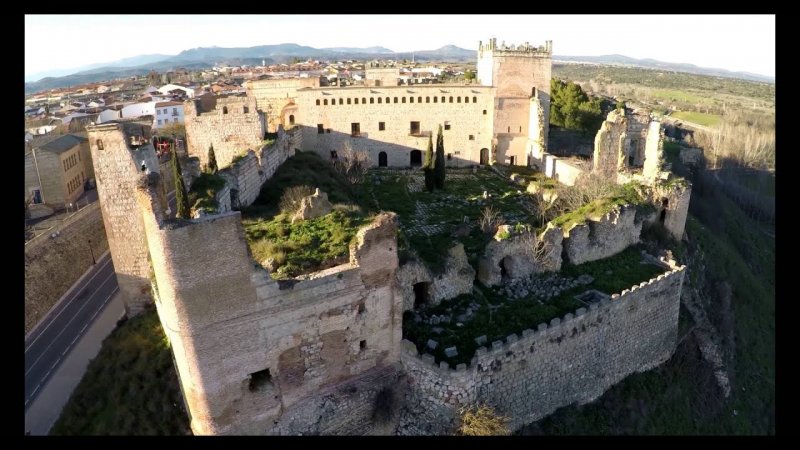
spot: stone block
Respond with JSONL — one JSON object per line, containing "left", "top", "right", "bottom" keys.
{"left": 522, "top": 329, "right": 535, "bottom": 338}
{"left": 550, "top": 317, "right": 561, "bottom": 327}
{"left": 422, "top": 354, "right": 435, "bottom": 365}
{"left": 439, "top": 361, "right": 450, "bottom": 370}
{"left": 456, "top": 363, "right": 467, "bottom": 372}
{"left": 506, "top": 334, "right": 518, "bottom": 344}
{"left": 491, "top": 340, "right": 504, "bottom": 351}
{"left": 576, "top": 308, "right": 587, "bottom": 316}
{"left": 427, "top": 339, "right": 439, "bottom": 350}
{"left": 474, "top": 335, "right": 487, "bottom": 346}
{"left": 401, "top": 339, "right": 418, "bottom": 355}
{"left": 444, "top": 347, "right": 458, "bottom": 358}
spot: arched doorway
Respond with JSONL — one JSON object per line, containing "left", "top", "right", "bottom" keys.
{"left": 480, "top": 148, "right": 489, "bottom": 165}
{"left": 289, "top": 114, "right": 295, "bottom": 126}
{"left": 378, "top": 151, "right": 388, "bottom": 167}
{"left": 410, "top": 150, "right": 422, "bottom": 167}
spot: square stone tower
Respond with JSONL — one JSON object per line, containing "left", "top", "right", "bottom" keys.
{"left": 86, "top": 120, "right": 164, "bottom": 316}
{"left": 477, "top": 38, "right": 552, "bottom": 166}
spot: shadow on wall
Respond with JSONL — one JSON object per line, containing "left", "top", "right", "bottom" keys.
{"left": 292, "top": 124, "right": 506, "bottom": 169}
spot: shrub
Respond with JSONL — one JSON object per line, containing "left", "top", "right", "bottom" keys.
{"left": 457, "top": 404, "right": 510, "bottom": 436}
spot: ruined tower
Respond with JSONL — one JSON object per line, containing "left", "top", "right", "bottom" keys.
{"left": 477, "top": 38, "right": 552, "bottom": 166}
{"left": 86, "top": 120, "right": 164, "bottom": 316}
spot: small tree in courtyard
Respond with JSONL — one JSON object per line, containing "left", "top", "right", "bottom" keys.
{"left": 423, "top": 135, "right": 435, "bottom": 192}
{"left": 434, "top": 124, "right": 446, "bottom": 189}
{"left": 171, "top": 144, "right": 190, "bottom": 219}
{"left": 207, "top": 145, "right": 218, "bottom": 174}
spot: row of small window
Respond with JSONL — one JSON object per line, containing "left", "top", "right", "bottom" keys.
{"left": 156, "top": 107, "right": 179, "bottom": 116}
{"left": 66, "top": 172, "right": 85, "bottom": 195}
{"left": 157, "top": 118, "right": 180, "bottom": 126}
{"left": 318, "top": 122, "right": 475, "bottom": 140}
{"left": 63, "top": 152, "right": 80, "bottom": 172}
{"left": 315, "top": 95, "right": 479, "bottom": 106}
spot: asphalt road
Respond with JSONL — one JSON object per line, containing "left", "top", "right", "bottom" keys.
{"left": 24, "top": 254, "right": 118, "bottom": 410}
{"left": 24, "top": 188, "right": 176, "bottom": 410}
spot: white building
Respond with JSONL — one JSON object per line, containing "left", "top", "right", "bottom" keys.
{"left": 153, "top": 101, "right": 185, "bottom": 129}
{"left": 157, "top": 83, "right": 195, "bottom": 98}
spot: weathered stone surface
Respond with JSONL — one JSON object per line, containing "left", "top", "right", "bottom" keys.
{"left": 291, "top": 188, "right": 333, "bottom": 223}
{"left": 399, "top": 268, "right": 684, "bottom": 435}
{"left": 562, "top": 204, "right": 642, "bottom": 265}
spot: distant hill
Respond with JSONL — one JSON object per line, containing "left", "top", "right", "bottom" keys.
{"left": 553, "top": 54, "right": 774, "bottom": 84}
{"left": 25, "top": 54, "right": 172, "bottom": 83}
{"left": 323, "top": 46, "right": 394, "bottom": 54}
{"left": 25, "top": 44, "right": 774, "bottom": 95}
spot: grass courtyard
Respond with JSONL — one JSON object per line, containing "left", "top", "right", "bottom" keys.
{"left": 363, "top": 166, "right": 538, "bottom": 271}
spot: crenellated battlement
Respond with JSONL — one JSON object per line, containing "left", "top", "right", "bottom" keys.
{"left": 399, "top": 264, "right": 684, "bottom": 434}
{"left": 478, "top": 37, "right": 552, "bottom": 57}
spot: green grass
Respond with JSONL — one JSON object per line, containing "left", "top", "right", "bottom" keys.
{"left": 51, "top": 310, "right": 191, "bottom": 435}
{"left": 243, "top": 208, "right": 372, "bottom": 279}
{"left": 364, "top": 167, "right": 536, "bottom": 272}
{"left": 671, "top": 111, "right": 722, "bottom": 127}
{"left": 243, "top": 151, "right": 373, "bottom": 278}
{"left": 252, "top": 151, "right": 357, "bottom": 217}
{"left": 551, "top": 182, "right": 653, "bottom": 232}
{"left": 651, "top": 89, "right": 708, "bottom": 105}
{"left": 403, "top": 245, "right": 667, "bottom": 367}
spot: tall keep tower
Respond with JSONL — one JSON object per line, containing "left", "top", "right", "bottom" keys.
{"left": 86, "top": 120, "right": 164, "bottom": 317}
{"left": 477, "top": 38, "right": 552, "bottom": 166}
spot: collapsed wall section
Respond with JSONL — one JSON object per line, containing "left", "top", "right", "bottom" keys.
{"left": 562, "top": 204, "right": 643, "bottom": 265}
{"left": 398, "top": 265, "right": 685, "bottom": 435}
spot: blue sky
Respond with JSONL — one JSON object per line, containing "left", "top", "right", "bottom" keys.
{"left": 25, "top": 14, "right": 775, "bottom": 79}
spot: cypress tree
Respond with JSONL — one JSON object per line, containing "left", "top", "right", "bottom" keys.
{"left": 434, "top": 124, "right": 446, "bottom": 189}
{"left": 207, "top": 144, "right": 218, "bottom": 174}
{"left": 171, "top": 144, "right": 190, "bottom": 219}
{"left": 423, "top": 135, "right": 435, "bottom": 192}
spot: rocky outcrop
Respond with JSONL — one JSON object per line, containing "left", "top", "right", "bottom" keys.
{"left": 291, "top": 188, "right": 332, "bottom": 223}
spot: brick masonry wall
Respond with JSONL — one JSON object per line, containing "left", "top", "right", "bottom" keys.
{"left": 24, "top": 202, "right": 109, "bottom": 334}
{"left": 398, "top": 265, "right": 685, "bottom": 435}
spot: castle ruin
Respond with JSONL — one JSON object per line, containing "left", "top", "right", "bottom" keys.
{"left": 87, "top": 38, "right": 691, "bottom": 435}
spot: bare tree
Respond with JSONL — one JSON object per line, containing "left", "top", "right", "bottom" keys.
{"left": 478, "top": 206, "right": 505, "bottom": 235}
{"left": 334, "top": 141, "right": 370, "bottom": 186}
{"left": 517, "top": 226, "right": 560, "bottom": 272}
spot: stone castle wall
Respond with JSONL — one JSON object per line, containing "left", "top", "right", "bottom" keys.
{"left": 184, "top": 95, "right": 265, "bottom": 169}
{"left": 87, "top": 122, "right": 162, "bottom": 316}
{"left": 24, "top": 201, "right": 109, "bottom": 334}
{"left": 398, "top": 265, "right": 685, "bottom": 435}
{"left": 294, "top": 85, "right": 496, "bottom": 168}
{"left": 245, "top": 77, "right": 320, "bottom": 132}
{"left": 217, "top": 128, "right": 296, "bottom": 208}
{"left": 137, "top": 177, "right": 404, "bottom": 435}
{"left": 562, "top": 204, "right": 643, "bottom": 265}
